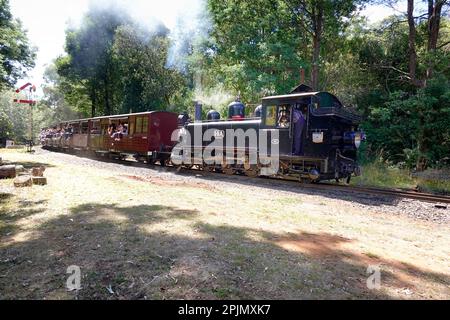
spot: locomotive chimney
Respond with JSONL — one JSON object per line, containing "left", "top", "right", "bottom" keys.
{"left": 194, "top": 101, "right": 203, "bottom": 122}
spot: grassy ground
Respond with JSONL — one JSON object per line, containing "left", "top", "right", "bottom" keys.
{"left": 0, "top": 148, "right": 449, "bottom": 300}
{"left": 352, "top": 162, "right": 450, "bottom": 195}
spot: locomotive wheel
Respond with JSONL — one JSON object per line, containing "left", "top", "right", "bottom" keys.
{"left": 245, "top": 169, "right": 259, "bottom": 178}
{"left": 203, "top": 165, "right": 214, "bottom": 173}
{"left": 223, "top": 167, "right": 234, "bottom": 175}
{"left": 346, "top": 175, "right": 351, "bottom": 184}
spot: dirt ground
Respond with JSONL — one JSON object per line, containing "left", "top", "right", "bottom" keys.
{"left": 0, "top": 148, "right": 449, "bottom": 300}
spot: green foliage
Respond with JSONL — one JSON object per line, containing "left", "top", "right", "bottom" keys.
{"left": 112, "top": 25, "right": 185, "bottom": 113}
{"left": 205, "top": 0, "right": 365, "bottom": 102}
{"left": 352, "top": 159, "right": 450, "bottom": 195}
{"left": 352, "top": 161, "right": 417, "bottom": 190}
{"left": 0, "top": 90, "right": 28, "bottom": 143}
{"left": 57, "top": 5, "right": 132, "bottom": 116}
{"left": 36, "top": 63, "right": 83, "bottom": 129}
{"left": 55, "top": 5, "right": 186, "bottom": 117}
{"left": 207, "top": 0, "right": 308, "bottom": 101}
{"left": 363, "top": 75, "right": 450, "bottom": 168}
{"left": 0, "top": 108, "right": 12, "bottom": 144}
{"left": 334, "top": 12, "right": 450, "bottom": 170}
{"left": 0, "top": 0, "right": 36, "bottom": 90}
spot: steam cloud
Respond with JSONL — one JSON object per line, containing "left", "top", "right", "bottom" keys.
{"left": 81, "top": 0, "right": 210, "bottom": 72}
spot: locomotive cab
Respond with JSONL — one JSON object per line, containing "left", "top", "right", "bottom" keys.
{"left": 261, "top": 91, "right": 362, "bottom": 182}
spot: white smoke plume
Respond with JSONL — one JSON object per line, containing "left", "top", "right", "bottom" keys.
{"left": 82, "top": 0, "right": 210, "bottom": 71}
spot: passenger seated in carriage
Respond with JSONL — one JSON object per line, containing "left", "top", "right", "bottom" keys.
{"left": 107, "top": 123, "right": 117, "bottom": 136}
{"left": 64, "top": 125, "right": 73, "bottom": 140}
{"left": 111, "top": 122, "right": 128, "bottom": 141}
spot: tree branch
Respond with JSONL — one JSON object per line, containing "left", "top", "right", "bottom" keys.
{"left": 437, "top": 40, "right": 450, "bottom": 49}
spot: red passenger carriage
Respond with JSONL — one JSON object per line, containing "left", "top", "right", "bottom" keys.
{"left": 42, "top": 111, "right": 179, "bottom": 165}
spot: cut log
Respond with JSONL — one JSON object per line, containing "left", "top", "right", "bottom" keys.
{"left": 15, "top": 165, "right": 25, "bottom": 173}
{"left": 32, "top": 176, "right": 47, "bottom": 186}
{"left": 14, "top": 176, "right": 32, "bottom": 187}
{"left": 0, "top": 165, "right": 16, "bottom": 179}
{"left": 31, "top": 166, "right": 45, "bottom": 177}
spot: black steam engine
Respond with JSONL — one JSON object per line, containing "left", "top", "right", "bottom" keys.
{"left": 173, "top": 85, "right": 363, "bottom": 183}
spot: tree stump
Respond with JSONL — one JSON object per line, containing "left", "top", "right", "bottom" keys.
{"left": 32, "top": 176, "right": 47, "bottom": 186}
{"left": 14, "top": 176, "right": 32, "bottom": 187}
{"left": 0, "top": 165, "right": 16, "bottom": 179}
{"left": 31, "top": 166, "right": 45, "bottom": 177}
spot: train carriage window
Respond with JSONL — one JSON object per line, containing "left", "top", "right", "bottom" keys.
{"left": 265, "top": 105, "right": 292, "bottom": 128}
{"left": 136, "top": 117, "right": 143, "bottom": 134}
{"left": 101, "top": 121, "right": 109, "bottom": 135}
{"left": 81, "top": 122, "right": 88, "bottom": 134}
{"left": 142, "top": 117, "right": 148, "bottom": 134}
{"left": 277, "top": 105, "right": 291, "bottom": 128}
{"left": 91, "top": 121, "right": 100, "bottom": 134}
{"left": 129, "top": 118, "right": 135, "bottom": 135}
{"left": 266, "top": 106, "right": 277, "bottom": 126}
{"left": 72, "top": 123, "right": 80, "bottom": 134}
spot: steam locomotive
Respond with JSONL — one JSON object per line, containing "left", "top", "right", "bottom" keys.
{"left": 173, "top": 84, "right": 363, "bottom": 183}
{"left": 41, "top": 85, "right": 363, "bottom": 183}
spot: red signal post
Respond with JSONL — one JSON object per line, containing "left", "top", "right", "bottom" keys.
{"left": 13, "top": 83, "right": 37, "bottom": 152}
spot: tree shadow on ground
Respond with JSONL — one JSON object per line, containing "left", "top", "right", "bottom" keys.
{"left": 0, "top": 196, "right": 47, "bottom": 237}
{"left": 0, "top": 193, "right": 13, "bottom": 204}
{"left": 6, "top": 161, "right": 55, "bottom": 169}
{"left": 0, "top": 202, "right": 448, "bottom": 300}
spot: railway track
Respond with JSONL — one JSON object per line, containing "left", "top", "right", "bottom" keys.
{"left": 148, "top": 161, "right": 450, "bottom": 206}
{"left": 43, "top": 147, "right": 450, "bottom": 206}
{"left": 278, "top": 180, "right": 450, "bottom": 205}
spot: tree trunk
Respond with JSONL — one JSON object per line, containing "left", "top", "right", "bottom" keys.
{"left": 104, "top": 77, "right": 111, "bottom": 116}
{"left": 311, "top": 5, "right": 323, "bottom": 91}
{"left": 426, "top": 0, "right": 444, "bottom": 79}
{"left": 407, "top": 0, "right": 423, "bottom": 87}
{"left": 90, "top": 87, "right": 96, "bottom": 118}
{"left": 416, "top": 114, "right": 428, "bottom": 171}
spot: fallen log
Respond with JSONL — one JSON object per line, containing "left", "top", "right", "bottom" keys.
{"left": 32, "top": 176, "right": 47, "bottom": 186}
{"left": 0, "top": 165, "right": 16, "bottom": 179}
{"left": 14, "top": 175, "right": 32, "bottom": 187}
